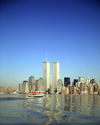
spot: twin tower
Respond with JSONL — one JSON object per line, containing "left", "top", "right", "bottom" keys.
{"left": 43, "top": 61, "right": 60, "bottom": 91}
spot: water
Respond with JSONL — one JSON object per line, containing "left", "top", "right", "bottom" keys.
{"left": 0, "top": 94, "right": 100, "bottom": 125}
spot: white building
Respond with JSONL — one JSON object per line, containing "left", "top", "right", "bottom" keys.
{"left": 57, "top": 79, "right": 62, "bottom": 86}
{"left": 53, "top": 62, "right": 60, "bottom": 88}
{"left": 79, "top": 77, "right": 84, "bottom": 83}
{"left": 28, "top": 76, "right": 35, "bottom": 91}
{"left": 76, "top": 82, "right": 78, "bottom": 88}
{"left": 57, "top": 79, "right": 62, "bottom": 94}
{"left": 38, "top": 77, "right": 45, "bottom": 92}
{"left": 43, "top": 61, "right": 50, "bottom": 91}
{"left": 50, "top": 85, "right": 54, "bottom": 94}
{"left": 22, "top": 81, "right": 29, "bottom": 93}
{"left": 86, "top": 78, "right": 90, "bottom": 86}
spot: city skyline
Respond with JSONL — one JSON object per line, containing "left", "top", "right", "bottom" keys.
{"left": 0, "top": 0, "right": 100, "bottom": 89}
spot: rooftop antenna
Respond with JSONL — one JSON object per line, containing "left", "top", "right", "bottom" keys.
{"left": 46, "top": 54, "right": 47, "bottom": 62}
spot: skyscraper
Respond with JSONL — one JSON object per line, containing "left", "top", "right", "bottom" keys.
{"left": 38, "top": 77, "right": 45, "bottom": 91}
{"left": 79, "top": 77, "right": 84, "bottom": 83}
{"left": 73, "top": 79, "right": 78, "bottom": 86}
{"left": 64, "top": 77, "right": 70, "bottom": 87}
{"left": 53, "top": 62, "right": 60, "bottom": 88}
{"left": 22, "top": 81, "right": 29, "bottom": 94}
{"left": 43, "top": 61, "right": 50, "bottom": 91}
{"left": 28, "top": 76, "right": 35, "bottom": 91}
{"left": 19, "top": 84, "right": 22, "bottom": 92}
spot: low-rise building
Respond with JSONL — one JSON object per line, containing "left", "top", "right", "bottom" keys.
{"left": 0, "top": 86, "right": 5, "bottom": 93}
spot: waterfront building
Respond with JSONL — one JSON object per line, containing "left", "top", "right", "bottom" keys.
{"left": 57, "top": 79, "right": 62, "bottom": 94}
{"left": 88, "top": 86, "right": 91, "bottom": 94}
{"left": 35, "top": 80, "right": 38, "bottom": 91}
{"left": 86, "top": 78, "right": 90, "bottom": 86}
{"left": 90, "top": 78, "right": 95, "bottom": 84}
{"left": 6, "top": 86, "right": 13, "bottom": 94}
{"left": 38, "top": 77, "right": 45, "bottom": 92}
{"left": 79, "top": 77, "right": 84, "bottom": 83}
{"left": 92, "top": 79, "right": 95, "bottom": 84}
{"left": 76, "top": 82, "right": 78, "bottom": 88}
{"left": 28, "top": 76, "right": 35, "bottom": 91}
{"left": 72, "top": 86, "right": 76, "bottom": 94}
{"left": 57, "top": 79, "right": 62, "bottom": 86}
{"left": 86, "top": 77, "right": 91, "bottom": 86}
{"left": 73, "top": 79, "right": 78, "bottom": 86}
{"left": 50, "top": 85, "right": 54, "bottom": 94}
{"left": 94, "top": 83, "right": 99, "bottom": 92}
{"left": 19, "top": 84, "right": 22, "bottom": 92}
{"left": 78, "top": 82, "right": 81, "bottom": 88}
{"left": 52, "top": 62, "right": 60, "bottom": 89}
{"left": 22, "top": 81, "right": 29, "bottom": 94}
{"left": 43, "top": 61, "right": 50, "bottom": 91}
{"left": 62, "top": 87, "right": 69, "bottom": 94}
{"left": 68, "top": 85, "right": 72, "bottom": 94}
{"left": 64, "top": 77, "right": 70, "bottom": 87}
{"left": 98, "top": 86, "right": 100, "bottom": 95}
{"left": 0, "top": 86, "right": 5, "bottom": 93}
{"left": 80, "top": 83, "right": 83, "bottom": 93}
{"left": 90, "top": 85, "right": 93, "bottom": 94}
{"left": 80, "top": 83, "right": 86, "bottom": 93}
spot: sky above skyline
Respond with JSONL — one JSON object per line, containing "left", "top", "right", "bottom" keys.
{"left": 0, "top": 0, "right": 100, "bottom": 89}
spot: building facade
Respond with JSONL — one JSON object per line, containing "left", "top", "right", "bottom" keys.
{"left": 53, "top": 62, "right": 60, "bottom": 89}
{"left": 79, "top": 77, "right": 84, "bottom": 83}
{"left": 28, "top": 76, "right": 35, "bottom": 91}
{"left": 38, "top": 77, "right": 45, "bottom": 91}
{"left": 64, "top": 77, "right": 70, "bottom": 87}
{"left": 43, "top": 61, "right": 50, "bottom": 91}
{"left": 0, "top": 86, "right": 5, "bottom": 93}
{"left": 57, "top": 79, "right": 62, "bottom": 94}
{"left": 6, "top": 86, "right": 13, "bottom": 94}
{"left": 22, "top": 81, "right": 29, "bottom": 93}
{"left": 19, "top": 84, "right": 22, "bottom": 92}
{"left": 73, "top": 79, "right": 78, "bottom": 86}
{"left": 35, "top": 80, "right": 38, "bottom": 91}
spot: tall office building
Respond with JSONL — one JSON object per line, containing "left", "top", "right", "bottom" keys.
{"left": 73, "top": 79, "right": 78, "bottom": 86}
{"left": 22, "top": 81, "right": 29, "bottom": 93}
{"left": 64, "top": 77, "right": 70, "bottom": 87}
{"left": 28, "top": 76, "right": 35, "bottom": 91}
{"left": 43, "top": 56, "right": 50, "bottom": 91}
{"left": 35, "top": 80, "right": 38, "bottom": 91}
{"left": 19, "top": 84, "right": 22, "bottom": 92}
{"left": 6, "top": 86, "right": 13, "bottom": 94}
{"left": 38, "top": 77, "right": 45, "bottom": 91}
{"left": 57, "top": 79, "right": 62, "bottom": 94}
{"left": 53, "top": 62, "right": 60, "bottom": 88}
{"left": 57, "top": 79, "right": 62, "bottom": 86}
{"left": 79, "top": 77, "right": 84, "bottom": 83}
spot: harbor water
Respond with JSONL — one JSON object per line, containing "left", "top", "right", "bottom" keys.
{"left": 0, "top": 94, "right": 100, "bottom": 125}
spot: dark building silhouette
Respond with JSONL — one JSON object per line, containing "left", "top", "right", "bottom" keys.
{"left": 74, "top": 79, "right": 78, "bottom": 86}
{"left": 90, "top": 79, "right": 95, "bottom": 84}
{"left": 64, "top": 77, "right": 70, "bottom": 87}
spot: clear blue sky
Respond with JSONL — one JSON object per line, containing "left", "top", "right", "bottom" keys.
{"left": 0, "top": 0, "right": 100, "bottom": 89}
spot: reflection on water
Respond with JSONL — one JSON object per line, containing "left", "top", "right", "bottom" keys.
{"left": 0, "top": 94, "right": 100, "bottom": 125}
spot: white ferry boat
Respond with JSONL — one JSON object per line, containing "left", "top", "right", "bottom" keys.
{"left": 28, "top": 91, "right": 44, "bottom": 97}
